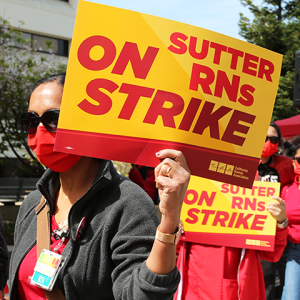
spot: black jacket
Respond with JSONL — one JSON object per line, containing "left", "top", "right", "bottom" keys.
{"left": 9, "top": 160, "right": 180, "bottom": 299}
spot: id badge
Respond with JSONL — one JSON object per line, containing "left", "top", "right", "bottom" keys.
{"left": 31, "top": 249, "right": 65, "bottom": 291}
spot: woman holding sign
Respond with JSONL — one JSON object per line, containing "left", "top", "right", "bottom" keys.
{"left": 8, "top": 73, "right": 190, "bottom": 300}
{"left": 174, "top": 196, "right": 288, "bottom": 300}
{"left": 258, "top": 122, "right": 294, "bottom": 300}
{"left": 281, "top": 145, "right": 300, "bottom": 300}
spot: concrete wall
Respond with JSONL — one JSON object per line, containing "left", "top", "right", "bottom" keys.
{"left": 0, "top": 0, "right": 78, "bottom": 40}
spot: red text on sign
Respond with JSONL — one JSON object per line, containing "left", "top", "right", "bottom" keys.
{"left": 168, "top": 32, "right": 275, "bottom": 82}
{"left": 77, "top": 36, "right": 256, "bottom": 147}
{"left": 77, "top": 35, "right": 159, "bottom": 79}
{"left": 221, "top": 184, "right": 276, "bottom": 197}
{"left": 185, "top": 208, "right": 267, "bottom": 231}
{"left": 77, "top": 79, "right": 256, "bottom": 146}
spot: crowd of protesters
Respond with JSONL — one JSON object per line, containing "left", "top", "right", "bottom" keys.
{"left": 174, "top": 122, "right": 299, "bottom": 300}
{"left": 0, "top": 73, "right": 300, "bottom": 300}
{"left": 129, "top": 122, "right": 300, "bottom": 300}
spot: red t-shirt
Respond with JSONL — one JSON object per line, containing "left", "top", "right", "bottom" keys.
{"left": 17, "top": 216, "right": 69, "bottom": 299}
{"left": 281, "top": 176, "right": 300, "bottom": 244}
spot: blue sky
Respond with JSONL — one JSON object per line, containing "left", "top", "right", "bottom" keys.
{"left": 87, "top": 0, "right": 254, "bottom": 40}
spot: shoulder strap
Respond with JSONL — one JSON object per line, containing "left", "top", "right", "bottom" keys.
{"left": 35, "top": 196, "right": 66, "bottom": 300}
{"left": 35, "top": 197, "right": 51, "bottom": 258}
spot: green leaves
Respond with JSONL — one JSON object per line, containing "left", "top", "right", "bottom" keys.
{"left": 0, "top": 17, "right": 67, "bottom": 176}
{"left": 239, "top": 0, "right": 300, "bottom": 121}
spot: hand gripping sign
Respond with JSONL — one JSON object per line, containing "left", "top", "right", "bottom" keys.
{"left": 180, "top": 177, "right": 280, "bottom": 251}
{"left": 55, "top": 0, "right": 282, "bottom": 188}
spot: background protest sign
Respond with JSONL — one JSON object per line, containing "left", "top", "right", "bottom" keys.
{"left": 180, "top": 176, "right": 280, "bottom": 251}
{"left": 55, "top": 0, "right": 282, "bottom": 188}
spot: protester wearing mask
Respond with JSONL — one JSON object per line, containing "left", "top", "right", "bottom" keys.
{"left": 9, "top": 73, "right": 191, "bottom": 300}
{"left": 27, "top": 115, "right": 81, "bottom": 172}
{"left": 173, "top": 123, "right": 291, "bottom": 300}
{"left": 257, "top": 122, "right": 294, "bottom": 300}
{"left": 281, "top": 145, "right": 300, "bottom": 300}
{"left": 258, "top": 122, "right": 294, "bottom": 186}
{"left": 174, "top": 197, "right": 288, "bottom": 300}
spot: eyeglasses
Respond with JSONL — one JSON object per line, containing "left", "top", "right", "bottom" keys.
{"left": 294, "top": 156, "right": 300, "bottom": 164}
{"left": 20, "top": 109, "right": 60, "bottom": 134}
{"left": 265, "top": 135, "right": 279, "bottom": 144}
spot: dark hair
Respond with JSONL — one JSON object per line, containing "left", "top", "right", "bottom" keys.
{"left": 293, "top": 144, "right": 300, "bottom": 159}
{"left": 291, "top": 135, "right": 300, "bottom": 146}
{"left": 270, "top": 121, "right": 283, "bottom": 149}
{"left": 31, "top": 73, "right": 66, "bottom": 95}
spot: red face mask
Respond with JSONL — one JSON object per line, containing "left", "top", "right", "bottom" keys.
{"left": 294, "top": 160, "right": 300, "bottom": 177}
{"left": 28, "top": 126, "right": 82, "bottom": 172}
{"left": 261, "top": 140, "right": 278, "bottom": 158}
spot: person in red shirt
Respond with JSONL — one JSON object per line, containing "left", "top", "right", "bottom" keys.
{"left": 11, "top": 73, "right": 191, "bottom": 300}
{"left": 173, "top": 197, "right": 287, "bottom": 300}
{"left": 129, "top": 165, "right": 158, "bottom": 203}
{"left": 281, "top": 145, "right": 300, "bottom": 300}
{"left": 257, "top": 122, "right": 294, "bottom": 187}
{"left": 174, "top": 122, "right": 291, "bottom": 300}
{"left": 174, "top": 198, "right": 288, "bottom": 300}
{"left": 257, "top": 122, "right": 294, "bottom": 300}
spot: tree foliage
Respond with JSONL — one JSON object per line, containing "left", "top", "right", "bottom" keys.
{"left": 0, "top": 17, "right": 67, "bottom": 176}
{"left": 239, "top": 0, "right": 300, "bottom": 120}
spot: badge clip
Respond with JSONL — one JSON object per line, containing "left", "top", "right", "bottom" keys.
{"left": 31, "top": 249, "right": 65, "bottom": 291}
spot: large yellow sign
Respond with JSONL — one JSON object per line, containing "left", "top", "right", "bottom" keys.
{"left": 55, "top": 0, "right": 282, "bottom": 188}
{"left": 181, "top": 177, "right": 280, "bottom": 251}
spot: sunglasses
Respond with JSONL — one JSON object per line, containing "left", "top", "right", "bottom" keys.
{"left": 265, "top": 135, "right": 279, "bottom": 144}
{"left": 294, "top": 156, "right": 300, "bottom": 164}
{"left": 20, "top": 109, "right": 60, "bottom": 134}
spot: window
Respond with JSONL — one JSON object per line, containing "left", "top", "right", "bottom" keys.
{"left": 19, "top": 31, "right": 69, "bottom": 57}
{"left": 32, "top": 34, "right": 69, "bottom": 56}
{"left": 0, "top": 27, "right": 69, "bottom": 57}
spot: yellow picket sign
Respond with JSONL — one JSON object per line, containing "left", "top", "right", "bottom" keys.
{"left": 181, "top": 176, "right": 280, "bottom": 251}
{"left": 55, "top": 0, "right": 282, "bottom": 188}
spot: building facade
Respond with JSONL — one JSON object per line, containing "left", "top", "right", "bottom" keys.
{"left": 0, "top": 0, "right": 79, "bottom": 61}
{"left": 0, "top": 0, "right": 78, "bottom": 168}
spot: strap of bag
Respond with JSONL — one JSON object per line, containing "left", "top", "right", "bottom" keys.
{"left": 35, "top": 196, "right": 66, "bottom": 300}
